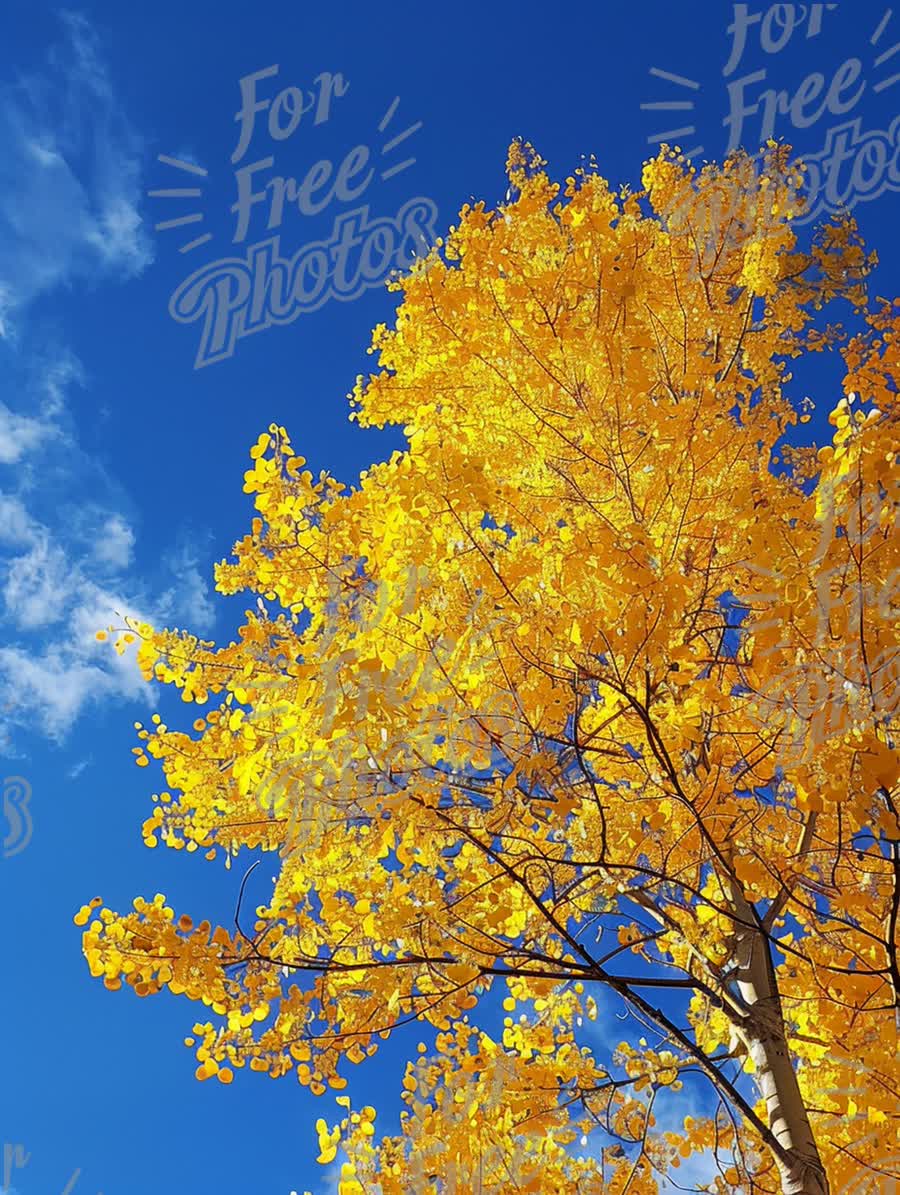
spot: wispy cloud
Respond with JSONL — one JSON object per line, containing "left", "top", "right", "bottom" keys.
{"left": 0, "top": 17, "right": 216, "bottom": 746}
{"left": 0, "top": 402, "right": 44, "bottom": 464}
{"left": 0, "top": 495, "right": 36, "bottom": 546}
{"left": 0, "top": 11, "right": 152, "bottom": 338}
{"left": 0, "top": 504, "right": 216, "bottom": 741}
{"left": 68, "top": 756, "right": 92, "bottom": 779}
{"left": 2, "top": 527, "right": 73, "bottom": 630}
{"left": 0, "top": 452, "right": 216, "bottom": 742}
{"left": 87, "top": 512, "right": 136, "bottom": 570}
{"left": 649, "top": 1081, "right": 733, "bottom": 1189}
{"left": 157, "top": 540, "right": 217, "bottom": 630}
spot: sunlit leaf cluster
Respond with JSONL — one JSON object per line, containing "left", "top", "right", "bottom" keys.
{"left": 82, "top": 141, "right": 898, "bottom": 1195}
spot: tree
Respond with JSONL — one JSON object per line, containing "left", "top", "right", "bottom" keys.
{"left": 80, "top": 141, "right": 899, "bottom": 1195}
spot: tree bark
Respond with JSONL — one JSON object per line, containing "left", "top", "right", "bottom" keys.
{"left": 728, "top": 885, "right": 830, "bottom": 1195}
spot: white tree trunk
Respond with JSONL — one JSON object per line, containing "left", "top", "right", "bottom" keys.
{"left": 728, "top": 888, "right": 830, "bottom": 1195}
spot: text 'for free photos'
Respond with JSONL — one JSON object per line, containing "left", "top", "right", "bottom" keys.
{"left": 148, "top": 66, "right": 438, "bottom": 367}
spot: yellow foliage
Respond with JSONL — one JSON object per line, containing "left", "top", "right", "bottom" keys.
{"left": 84, "top": 141, "right": 898, "bottom": 1194}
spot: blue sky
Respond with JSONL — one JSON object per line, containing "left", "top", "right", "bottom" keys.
{"left": 0, "top": 2, "right": 898, "bottom": 1192}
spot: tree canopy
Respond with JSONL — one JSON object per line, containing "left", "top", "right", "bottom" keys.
{"left": 81, "top": 141, "right": 899, "bottom": 1195}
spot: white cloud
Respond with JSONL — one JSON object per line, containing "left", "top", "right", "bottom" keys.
{"left": 0, "top": 489, "right": 216, "bottom": 740}
{"left": 0, "top": 499, "right": 216, "bottom": 740}
{"left": 158, "top": 542, "right": 217, "bottom": 631}
{"left": 68, "top": 756, "right": 91, "bottom": 779}
{"left": 91, "top": 513, "right": 135, "bottom": 569}
{"left": 0, "top": 12, "right": 152, "bottom": 337}
{"left": 0, "top": 401, "right": 44, "bottom": 463}
{"left": 0, "top": 644, "right": 123, "bottom": 740}
{"left": 649, "top": 1084, "right": 732, "bottom": 1188}
{"left": 0, "top": 573, "right": 152, "bottom": 742}
{"left": 38, "top": 351, "right": 84, "bottom": 417}
{"left": 0, "top": 494, "right": 36, "bottom": 545}
{"left": 0, "top": 16, "right": 217, "bottom": 747}
{"left": 2, "top": 529, "right": 73, "bottom": 629}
